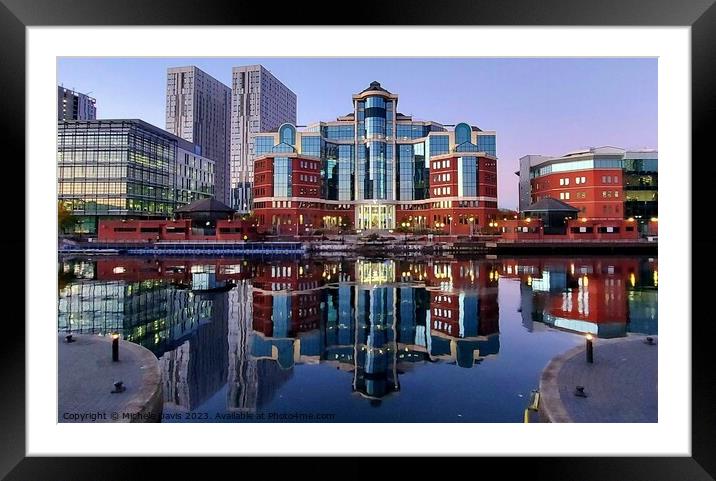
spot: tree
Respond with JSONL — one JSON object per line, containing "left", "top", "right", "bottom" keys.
{"left": 58, "top": 201, "right": 75, "bottom": 233}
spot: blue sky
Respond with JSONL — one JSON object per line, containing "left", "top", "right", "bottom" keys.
{"left": 58, "top": 57, "right": 657, "bottom": 209}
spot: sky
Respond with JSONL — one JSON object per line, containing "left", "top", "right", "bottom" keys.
{"left": 58, "top": 57, "right": 657, "bottom": 209}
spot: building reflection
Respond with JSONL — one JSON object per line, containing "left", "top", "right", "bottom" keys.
{"left": 250, "top": 258, "right": 501, "bottom": 403}
{"left": 58, "top": 255, "right": 657, "bottom": 412}
{"left": 499, "top": 257, "right": 658, "bottom": 338}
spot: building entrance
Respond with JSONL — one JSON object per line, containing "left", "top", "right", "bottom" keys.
{"left": 356, "top": 204, "right": 395, "bottom": 230}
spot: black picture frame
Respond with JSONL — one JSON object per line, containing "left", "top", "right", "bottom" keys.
{"left": 2, "top": 0, "right": 713, "bottom": 478}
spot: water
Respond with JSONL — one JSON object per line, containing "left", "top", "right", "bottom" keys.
{"left": 58, "top": 255, "right": 658, "bottom": 422}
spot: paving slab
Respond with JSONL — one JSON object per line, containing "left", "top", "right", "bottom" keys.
{"left": 539, "top": 336, "right": 657, "bottom": 423}
{"left": 58, "top": 334, "right": 162, "bottom": 423}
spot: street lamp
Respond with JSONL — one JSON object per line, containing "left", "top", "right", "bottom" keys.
{"left": 400, "top": 221, "right": 410, "bottom": 243}
{"left": 448, "top": 215, "right": 453, "bottom": 236}
{"left": 468, "top": 216, "right": 474, "bottom": 237}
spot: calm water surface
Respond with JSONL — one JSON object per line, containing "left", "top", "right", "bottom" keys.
{"left": 58, "top": 255, "right": 658, "bottom": 422}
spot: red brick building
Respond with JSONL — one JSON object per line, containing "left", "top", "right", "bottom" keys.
{"left": 517, "top": 147, "right": 658, "bottom": 225}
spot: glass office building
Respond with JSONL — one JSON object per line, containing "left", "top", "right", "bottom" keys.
{"left": 252, "top": 81, "right": 498, "bottom": 234}
{"left": 58, "top": 119, "right": 215, "bottom": 233}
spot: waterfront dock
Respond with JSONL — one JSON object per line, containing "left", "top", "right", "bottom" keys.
{"left": 59, "top": 236, "right": 657, "bottom": 257}
{"left": 58, "top": 334, "right": 162, "bottom": 423}
{"left": 539, "top": 336, "right": 657, "bottom": 422}
{"left": 59, "top": 240, "right": 306, "bottom": 256}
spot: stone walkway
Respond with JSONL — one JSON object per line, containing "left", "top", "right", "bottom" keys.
{"left": 539, "top": 336, "right": 657, "bottom": 423}
{"left": 58, "top": 334, "right": 162, "bottom": 422}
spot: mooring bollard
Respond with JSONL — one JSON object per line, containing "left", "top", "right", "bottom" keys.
{"left": 574, "top": 386, "right": 588, "bottom": 398}
{"left": 112, "top": 333, "right": 119, "bottom": 362}
{"left": 586, "top": 333, "right": 594, "bottom": 363}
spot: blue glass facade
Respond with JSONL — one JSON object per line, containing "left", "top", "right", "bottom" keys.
{"left": 273, "top": 157, "right": 291, "bottom": 198}
{"left": 301, "top": 135, "right": 322, "bottom": 158}
{"left": 337, "top": 144, "right": 354, "bottom": 201}
{"left": 255, "top": 135, "right": 275, "bottom": 156}
{"left": 460, "top": 156, "right": 478, "bottom": 197}
{"left": 397, "top": 144, "right": 415, "bottom": 201}
{"left": 477, "top": 134, "right": 496, "bottom": 156}
{"left": 429, "top": 135, "right": 450, "bottom": 157}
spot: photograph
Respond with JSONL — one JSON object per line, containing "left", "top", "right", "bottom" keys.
{"left": 55, "top": 57, "right": 659, "bottom": 424}
{"left": 1, "top": 0, "right": 709, "bottom": 473}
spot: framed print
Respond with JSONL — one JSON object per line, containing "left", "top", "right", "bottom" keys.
{"left": 3, "top": 0, "right": 715, "bottom": 478}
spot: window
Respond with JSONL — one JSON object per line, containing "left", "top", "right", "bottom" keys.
{"left": 455, "top": 122, "right": 471, "bottom": 145}
{"left": 559, "top": 178, "right": 564, "bottom": 186}
{"left": 565, "top": 192, "right": 570, "bottom": 200}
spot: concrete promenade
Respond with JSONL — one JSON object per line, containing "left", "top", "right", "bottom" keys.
{"left": 58, "top": 334, "right": 163, "bottom": 423}
{"left": 539, "top": 336, "right": 658, "bottom": 423}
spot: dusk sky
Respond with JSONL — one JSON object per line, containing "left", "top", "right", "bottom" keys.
{"left": 58, "top": 57, "right": 657, "bottom": 209}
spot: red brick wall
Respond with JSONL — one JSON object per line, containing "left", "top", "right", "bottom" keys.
{"left": 531, "top": 169, "right": 624, "bottom": 219}
{"left": 499, "top": 218, "right": 639, "bottom": 240}
{"left": 97, "top": 218, "right": 257, "bottom": 242}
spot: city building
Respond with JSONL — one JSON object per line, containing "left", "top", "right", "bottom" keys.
{"left": 166, "top": 66, "right": 232, "bottom": 204}
{"left": 230, "top": 65, "right": 297, "bottom": 213}
{"left": 252, "top": 81, "right": 498, "bottom": 234}
{"left": 58, "top": 119, "right": 215, "bottom": 233}
{"left": 516, "top": 147, "right": 658, "bottom": 231}
{"left": 57, "top": 86, "right": 96, "bottom": 121}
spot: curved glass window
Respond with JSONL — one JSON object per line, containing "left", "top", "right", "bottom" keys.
{"left": 455, "top": 122, "right": 472, "bottom": 145}
{"left": 365, "top": 96, "right": 386, "bottom": 109}
{"left": 365, "top": 117, "right": 386, "bottom": 138}
{"left": 364, "top": 141, "right": 387, "bottom": 200}
{"left": 272, "top": 142, "right": 296, "bottom": 153}
{"left": 279, "top": 123, "right": 296, "bottom": 146}
{"left": 530, "top": 158, "right": 625, "bottom": 178}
